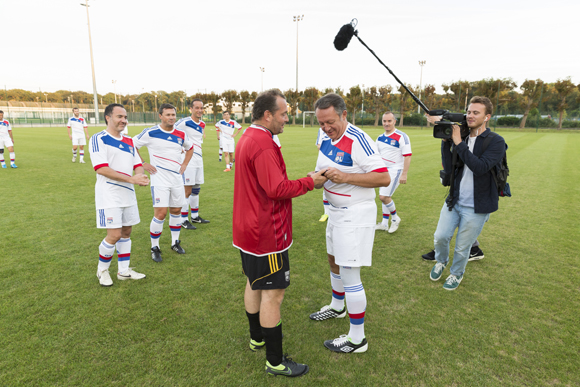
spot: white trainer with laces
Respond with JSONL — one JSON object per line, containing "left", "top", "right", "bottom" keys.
{"left": 117, "top": 268, "right": 146, "bottom": 280}
{"left": 388, "top": 217, "right": 401, "bottom": 233}
{"left": 96, "top": 269, "right": 113, "bottom": 287}
{"left": 374, "top": 223, "right": 389, "bottom": 231}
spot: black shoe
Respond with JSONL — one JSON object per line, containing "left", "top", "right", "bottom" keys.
{"left": 422, "top": 250, "right": 435, "bottom": 261}
{"left": 182, "top": 220, "right": 197, "bottom": 230}
{"left": 468, "top": 246, "right": 484, "bottom": 261}
{"left": 265, "top": 355, "right": 309, "bottom": 377}
{"left": 324, "top": 335, "right": 368, "bottom": 353}
{"left": 151, "top": 247, "right": 162, "bottom": 262}
{"left": 191, "top": 216, "right": 210, "bottom": 224}
{"left": 171, "top": 240, "right": 185, "bottom": 254}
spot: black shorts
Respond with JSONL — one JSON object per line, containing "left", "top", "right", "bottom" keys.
{"left": 240, "top": 250, "right": 290, "bottom": 290}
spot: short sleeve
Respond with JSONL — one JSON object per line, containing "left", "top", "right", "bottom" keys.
{"left": 89, "top": 135, "right": 109, "bottom": 170}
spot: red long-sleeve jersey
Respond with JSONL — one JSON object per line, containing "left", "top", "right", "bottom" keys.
{"left": 233, "top": 125, "right": 314, "bottom": 256}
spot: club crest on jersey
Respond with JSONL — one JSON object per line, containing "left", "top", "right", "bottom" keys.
{"left": 178, "top": 138, "right": 183, "bottom": 145}
{"left": 107, "top": 217, "right": 113, "bottom": 224}
{"left": 335, "top": 152, "right": 344, "bottom": 163}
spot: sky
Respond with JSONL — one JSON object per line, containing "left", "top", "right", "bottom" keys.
{"left": 2, "top": 0, "right": 578, "bottom": 98}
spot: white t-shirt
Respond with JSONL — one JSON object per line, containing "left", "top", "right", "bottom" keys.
{"left": 133, "top": 125, "right": 194, "bottom": 187}
{"left": 315, "top": 124, "right": 387, "bottom": 223}
{"left": 175, "top": 117, "right": 205, "bottom": 165}
{"left": 376, "top": 129, "right": 412, "bottom": 170}
{"left": 215, "top": 120, "right": 241, "bottom": 140}
{"left": 458, "top": 135, "right": 477, "bottom": 208}
{"left": 89, "top": 131, "right": 142, "bottom": 209}
{"left": 0, "top": 119, "right": 11, "bottom": 138}
{"left": 67, "top": 116, "right": 88, "bottom": 137}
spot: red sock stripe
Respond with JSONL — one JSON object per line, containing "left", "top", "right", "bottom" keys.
{"left": 349, "top": 311, "right": 365, "bottom": 320}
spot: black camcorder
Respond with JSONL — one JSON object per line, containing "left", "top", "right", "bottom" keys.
{"left": 428, "top": 109, "right": 470, "bottom": 140}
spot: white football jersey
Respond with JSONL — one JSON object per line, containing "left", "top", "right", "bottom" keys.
{"left": 0, "top": 119, "right": 11, "bottom": 137}
{"left": 133, "top": 125, "right": 194, "bottom": 187}
{"left": 376, "top": 129, "right": 412, "bottom": 170}
{"left": 67, "top": 116, "right": 88, "bottom": 136}
{"left": 316, "top": 127, "right": 328, "bottom": 146}
{"left": 315, "top": 124, "right": 387, "bottom": 209}
{"left": 175, "top": 117, "right": 205, "bottom": 165}
{"left": 89, "top": 131, "right": 142, "bottom": 209}
{"left": 215, "top": 120, "right": 241, "bottom": 140}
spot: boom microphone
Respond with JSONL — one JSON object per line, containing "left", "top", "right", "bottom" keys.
{"left": 333, "top": 20, "right": 356, "bottom": 51}
{"left": 334, "top": 19, "right": 430, "bottom": 113}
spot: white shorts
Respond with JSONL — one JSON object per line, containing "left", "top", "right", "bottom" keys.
{"left": 222, "top": 138, "right": 235, "bottom": 153}
{"left": 72, "top": 136, "right": 87, "bottom": 146}
{"left": 326, "top": 223, "right": 375, "bottom": 267}
{"left": 96, "top": 204, "right": 140, "bottom": 229}
{"left": 379, "top": 169, "right": 402, "bottom": 197}
{"left": 0, "top": 136, "right": 13, "bottom": 148}
{"left": 219, "top": 137, "right": 223, "bottom": 149}
{"left": 182, "top": 165, "right": 204, "bottom": 185}
{"left": 150, "top": 185, "right": 186, "bottom": 208}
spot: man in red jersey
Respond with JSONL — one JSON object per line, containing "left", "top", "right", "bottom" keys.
{"left": 233, "top": 89, "right": 326, "bottom": 377}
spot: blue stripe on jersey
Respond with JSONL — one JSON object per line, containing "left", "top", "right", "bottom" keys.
{"left": 156, "top": 165, "right": 180, "bottom": 174}
{"left": 106, "top": 181, "right": 135, "bottom": 191}
{"left": 100, "top": 135, "right": 135, "bottom": 155}
{"left": 319, "top": 139, "right": 353, "bottom": 167}
{"left": 400, "top": 131, "right": 410, "bottom": 144}
{"left": 347, "top": 126, "right": 374, "bottom": 156}
{"left": 185, "top": 120, "right": 204, "bottom": 134}
{"left": 70, "top": 117, "right": 84, "bottom": 123}
{"left": 136, "top": 126, "right": 155, "bottom": 140}
{"left": 219, "top": 120, "right": 234, "bottom": 128}
{"left": 148, "top": 129, "right": 185, "bottom": 146}
{"left": 377, "top": 133, "right": 400, "bottom": 148}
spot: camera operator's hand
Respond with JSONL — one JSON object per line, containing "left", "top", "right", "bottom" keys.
{"left": 451, "top": 125, "right": 463, "bottom": 145}
{"left": 426, "top": 114, "right": 441, "bottom": 125}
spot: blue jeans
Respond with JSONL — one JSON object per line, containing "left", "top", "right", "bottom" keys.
{"left": 434, "top": 203, "right": 489, "bottom": 277}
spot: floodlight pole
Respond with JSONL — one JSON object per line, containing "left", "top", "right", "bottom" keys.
{"left": 293, "top": 15, "right": 304, "bottom": 94}
{"left": 81, "top": 0, "right": 99, "bottom": 124}
{"left": 259, "top": 67, "right": 265, "bottom": 92}
{"left": 418, "top": 60, "right": 426, "bottom": 113}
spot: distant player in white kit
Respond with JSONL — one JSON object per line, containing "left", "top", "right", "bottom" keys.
{"left": 374, "top": 111, "right": 412, "bottom": 233}
{"left": 215, "top": 111, "right": 242, "bottom": 172}
{"left": 308, "top": 94, "right": 390, "bottom": 353}
{"left": 0, "top": 110, "right": 17, "bottom": 168}
{"left": 89, "top": 103, "right": 149, "bottom": 287}
{"left": 67, "top": 107, "right": 90, "bottom": 163}
{"left": 134, "top": 103, "right": 194, "bottom": 263}
{"left": 174, "top": 98, "right": 210, "bottom": 229}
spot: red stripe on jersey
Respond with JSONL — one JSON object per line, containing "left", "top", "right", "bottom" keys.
{"left": 121, "top": 136, "right": 134, "bottom": 146}
{"left": 152, "top": 154, "right": 181, "bottom": 165}
{"left": 403, "top": 153, "right": 412, "bottom": 157}
{"left": 94, "top": 163, "right": 109, "bottom": 171}
{"left": 372, "top": 167, "right": 389, "bottom": 173}
{"left": 116, "top": 170, "right": 131, "bottom": 177}
{"left": 173, "top": 129, "right": 185, "bottom": 140}
{"left": 324, "top": 187, "right": 351, "bottom": 197}
{"left": 389, "top": 133, "right": 401, "bottom": 141}
{"left": 133, "top": 163, "right": 142, "bottom": 170}
{"left": 334, "top": 136, "right": 353, "bottom": 154}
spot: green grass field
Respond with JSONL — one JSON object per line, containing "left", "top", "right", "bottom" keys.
{"left": 0, "top": 124, "right": 578, "bottom": 386}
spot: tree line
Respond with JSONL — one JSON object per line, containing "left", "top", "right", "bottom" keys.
{"left": 3, "top": 77, "right": 579, "bottom": 129}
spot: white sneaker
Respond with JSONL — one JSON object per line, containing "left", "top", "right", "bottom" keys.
{"left": 374, "top": 223, "right": 389, "bottom": 231}
{"left": 96, "top": 269, "right": 113, "bottom": 287}
{"left": 79, "top": 159, "right": 85, "bottom": 164}
{"left": 388, "top": 218, "right": 401, "bottom": 233}
{"left": 72, "top": 157, "right": 76, "bottom": 163}
{"left": 117, "top": 268, "right": 146, "bottom": 280}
